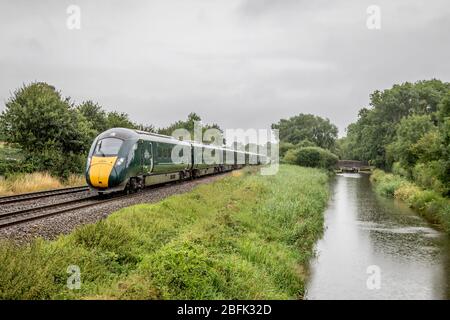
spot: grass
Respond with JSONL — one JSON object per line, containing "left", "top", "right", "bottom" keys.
{"left": 0, "top": 142, "right": 85, "bottom": 195}
{"left": 0, "top": 172, "right": 86, "bottom": 196}
{"left": 370, "top": 169, "right": 450, "bottom": 234}
{"left": 0, "top": 165, "right": 329, "bottom": 299}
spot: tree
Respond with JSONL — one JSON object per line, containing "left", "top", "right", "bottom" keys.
{"left": 158, "top": 113, "right": 223, "bottom": 142}
{"left": 106, "top": 111, "right": 137, "bottom": 129}
{"left": 285, "top": 146, "right": 338, "bottom": 170}
{"left": 343, "top": 80, "right": 450, "bottom": 168}
{"left": 0, "top": 82, "right": 94, "bottom": 177}
{"left": 437, "top": 92, "right": 450, "bottom": 194}
{"left": 136, "top": 124, "right": 156, "bottom": 132}
{"left": 386, "top": 114, "right": 435, "bottom": 169}
{"left": 343, "top": 79, "right": 450, "bottom": 196}
{"left": 0, "top": 82, "right": 92, "bottom": 154}
{"left": 272, "top": 114, "right": 338, "bottom": 150}
{"left": 77, "top": 100, "right": 109, "bottom": 135}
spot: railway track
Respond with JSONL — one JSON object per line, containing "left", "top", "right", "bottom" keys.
{"left": 0, "top": 193, "right": 127, "bottom": 229}
{"left": 0, "top": 171, "right": 231, "bottom": 230}
{"left": 0, "top": 186, "right": 89, "bottom": 205}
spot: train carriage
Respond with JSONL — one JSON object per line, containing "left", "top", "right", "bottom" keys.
{"left": 86, "top": 128, "right": 266, "bottom": 194}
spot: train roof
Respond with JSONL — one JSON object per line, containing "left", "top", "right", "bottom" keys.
{"left": 97, "top": 128, "right": 139, "bottom": 140}
{"left": 98, "top": 128, "right": 267, "bottom": 156}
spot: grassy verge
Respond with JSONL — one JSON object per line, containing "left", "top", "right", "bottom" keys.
{"left": 0, "top": 172, "right": 85, "bottom": 196}
{"left": 0, "top": 165, "right": 329, "bottom": 299}
{"left": 370, "top": 169, "right": 450, "bottom": 234}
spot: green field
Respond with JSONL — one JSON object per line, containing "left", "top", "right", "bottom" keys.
{"left": 0, "top": 165, "right": 329, "bottom": 299}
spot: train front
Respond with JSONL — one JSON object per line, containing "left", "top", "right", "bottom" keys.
{"left": 85, "top": 128, "right": 135, "bottom": 193}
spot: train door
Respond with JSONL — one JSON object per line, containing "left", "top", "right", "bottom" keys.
{"left": 141, "top": 141, "right": 153, "bottom": 174}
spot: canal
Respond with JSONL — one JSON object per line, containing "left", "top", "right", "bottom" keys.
{"left": 306, "top": 173, "right": 450, "bottom": 299}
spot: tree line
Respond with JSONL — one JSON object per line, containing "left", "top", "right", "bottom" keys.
{"left": 338, "top": 79, "right": 450, "bottom": 196}
{"left": 0, "top": 82, "right": 219, "bottom": 178}
{"left": 4, "top": 79, "right": 445, "bottom": 185}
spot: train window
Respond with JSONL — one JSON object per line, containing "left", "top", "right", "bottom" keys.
{"left": 165, "top": 145, "right": 170, "bottom": 158}
{"left": 126, "top": 147, "right": 135, "bottom": 166}
{"left": 94, "top": 138, "right": 123, "bottom": 156}
{"left": 157, "top": 143, "right": 171, "bottom": 160}
{"left": 167, "top": 145, "right": 173, "bottom": 159}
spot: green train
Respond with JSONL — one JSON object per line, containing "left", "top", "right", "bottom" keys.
{"left": 86, "top": 128, "right": 267, "bottom": 193}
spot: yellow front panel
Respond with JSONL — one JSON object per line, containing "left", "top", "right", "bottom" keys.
{"left": 89, "top": 156, "right": 117, "bottom": 188}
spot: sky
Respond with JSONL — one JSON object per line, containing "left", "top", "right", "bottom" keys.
{"left": 0, "top": 0, "right": 449, "bottom": 137}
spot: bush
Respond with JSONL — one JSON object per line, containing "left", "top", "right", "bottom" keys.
{"left": 394, "top": 183, "right": 421, "bottom": 202}
{"left": 283, "top": 148, "right": 298, "bottom": 164}
{"left": 26, "top": 148, "right": 86, "bottom": 179}
{"left": 412, "top": 162, "right": 447, "bottom": 195}
{"left": 391, "top": 162, "right": 409, "bottom": 178}
{"left": 294, "top": 147, "right": 338, "bottom": 170}
{"left": 370, "top": 169, "right": 406, "bottom": 197}
{"left": 371, "top": 169, "right": 450, "bottom": 234}
{"left": 409, "top": 190, "right": 441, "bottom": 211}
{"left": 279, "top": 142, "right": 295, "bottom": 158}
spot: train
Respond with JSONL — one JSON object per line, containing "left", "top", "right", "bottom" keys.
{"left": 85, "top": 128, "right": 268, "bottom": 194}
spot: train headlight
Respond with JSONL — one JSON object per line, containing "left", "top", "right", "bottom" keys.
{"left": 115, "top": 157, "right": 125, "bottom": 167}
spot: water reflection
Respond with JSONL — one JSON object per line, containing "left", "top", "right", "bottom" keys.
{"left": 305, "top": 173, "right": 449, "bottom": 300}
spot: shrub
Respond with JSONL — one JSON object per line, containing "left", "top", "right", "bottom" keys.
{"left": 283, "top": 148, "right": 298, "bottom": 164}
{"left": 412, "top": 162, "right": 446, "bottom": 195}
{"left": 279, "top": 142, "right": 295, "bottom": 158}
{"left": 391, "top": 162, "right": 409, "bottom": 178}
{"left": 294, "top": 147, "right": 338, "bottom": 170}
{"left": 394, "top": 183, "right": 421, "bottom": 202}
{"left": 296, "top": 139, "right": 316, "bottom": 148}
{"left": 371, "top": 169, "right": 450, "bottom": 234}
{"left": 369, "top": 168, "right": 384, "bottom": 183}
{"left": 377, "top": 176, "right": 405, "bottom": 197}
{"left": 409, "top": 190, "right": 441, "bottom": 211}
{"left": 26, "top": 149, "right": 86, "bottom": 179}
{"left": 370, "top": 169, "right": 406, "bottom": 197}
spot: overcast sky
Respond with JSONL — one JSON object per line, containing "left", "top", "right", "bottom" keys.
{"left": 0, "top": 0, "right": 449, "bottom": 137}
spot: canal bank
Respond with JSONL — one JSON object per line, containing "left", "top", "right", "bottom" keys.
{"left": 306, "top": 173, "right": 450, "bottom": 299}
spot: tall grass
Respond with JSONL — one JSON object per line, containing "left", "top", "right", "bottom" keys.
{"left": 0, "top": 165, "right": 329, "bottom": 299}
{"left": 370, "top": 169, "right": 450, "bottom": 233}
{"left": 0, "top": 172, "right": 85, "bottom": 196}
{"left": 66, "top": 174, "right": 86, "bottom": 187}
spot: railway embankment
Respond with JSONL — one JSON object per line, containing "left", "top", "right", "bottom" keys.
{"left": 0, "top": 165, "right": 329, "bottom": 299}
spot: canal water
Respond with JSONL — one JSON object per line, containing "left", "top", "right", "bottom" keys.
{"left": 305, "top": 173, "right": 450, "bottom": 299}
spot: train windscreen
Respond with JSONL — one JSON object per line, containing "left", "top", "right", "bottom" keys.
{"left": 94, "top": 138, "right": 123, "bottom": 156}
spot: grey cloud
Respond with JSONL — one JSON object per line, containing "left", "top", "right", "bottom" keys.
{"left": 0, "top": 0, "right": 449, "bottom": 136}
